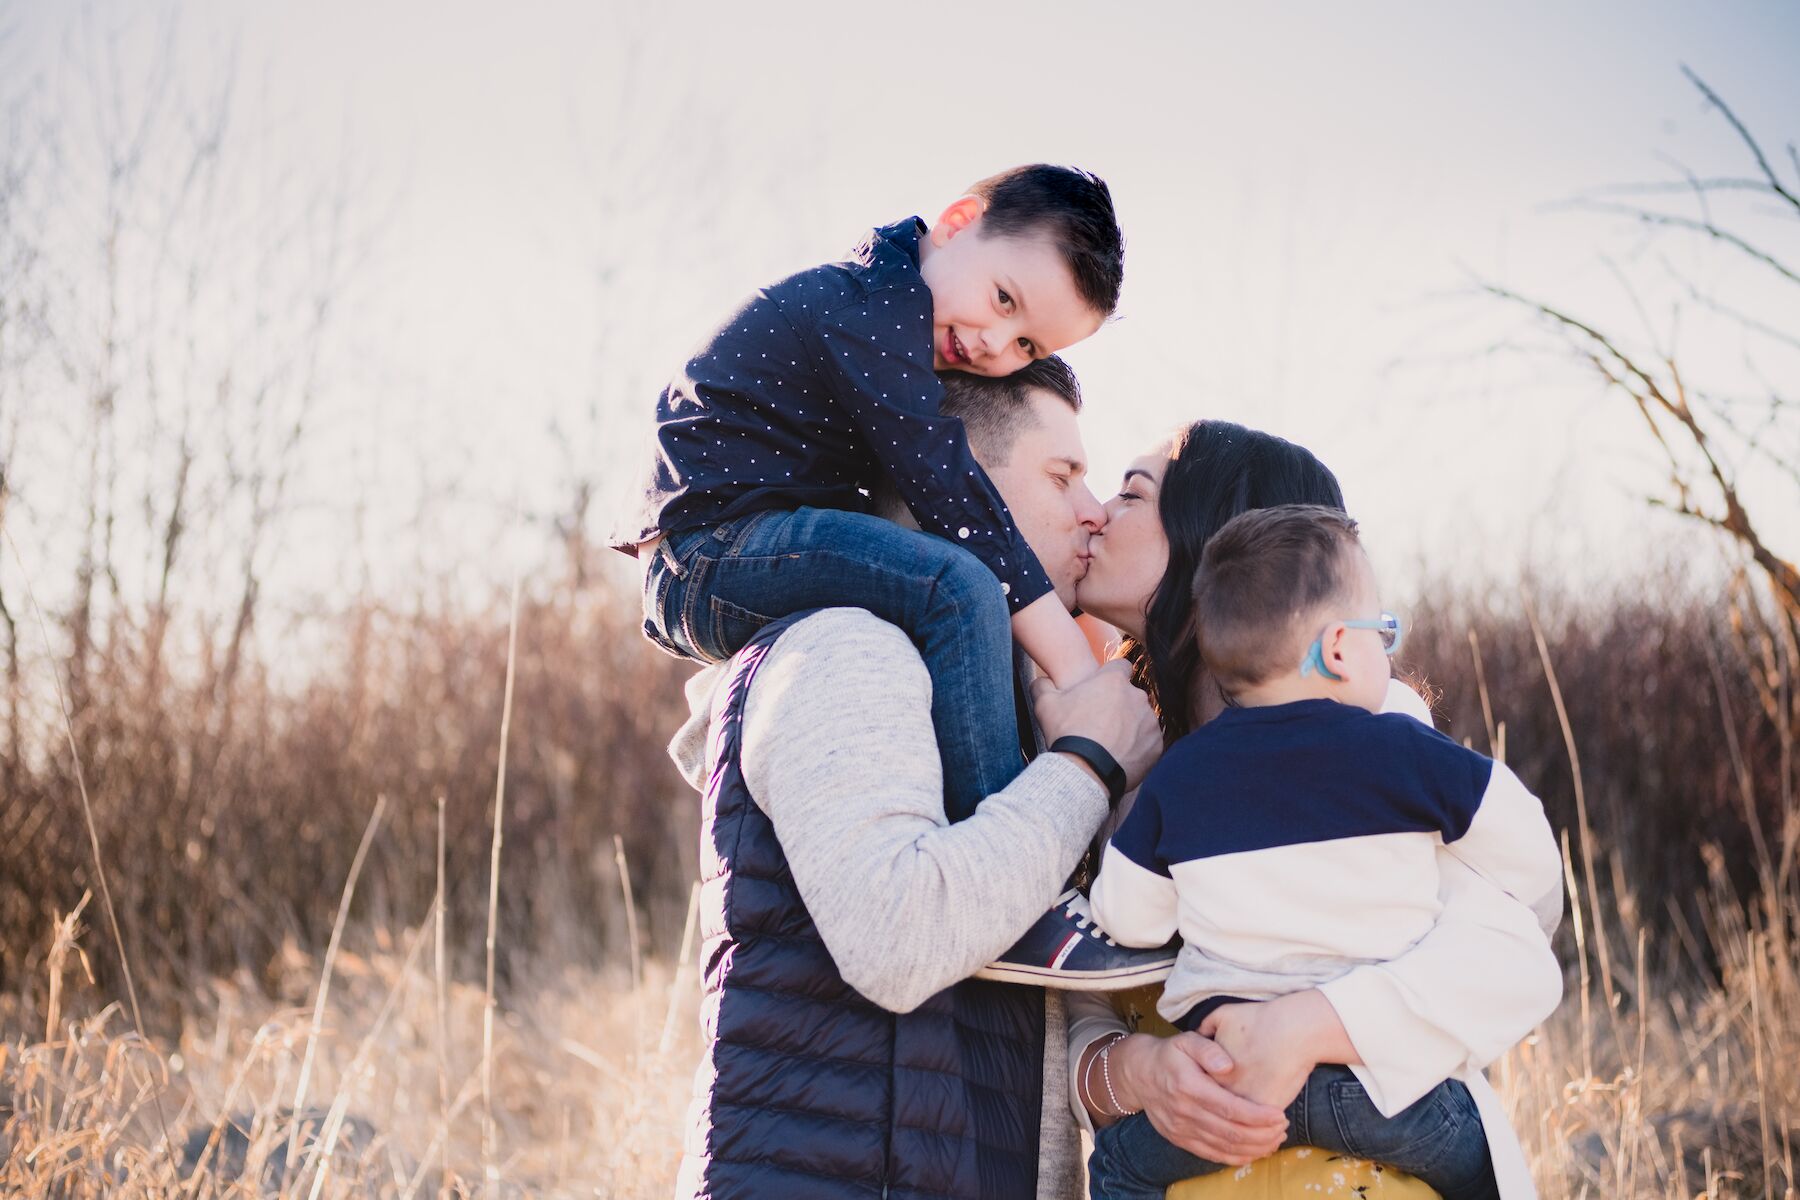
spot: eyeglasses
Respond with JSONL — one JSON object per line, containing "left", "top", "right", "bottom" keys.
{"left": 1299, "top": 611, "right": 1405, "bottom": 681}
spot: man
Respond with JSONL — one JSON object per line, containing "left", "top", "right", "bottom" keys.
{"left": 666, "top": 358, "right": 1220, "bottom": 1199}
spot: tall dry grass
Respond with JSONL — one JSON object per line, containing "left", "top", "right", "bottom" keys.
{"left": 0, "top": 561, "right": 698, "bottom": 1016}
{"left": 1, "top": 559, "right": 1796, "bottom": 1196}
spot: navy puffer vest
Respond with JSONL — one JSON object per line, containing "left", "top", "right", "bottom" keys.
{"left": 678, "top": 614, "right": 1046, "bottom": 1199}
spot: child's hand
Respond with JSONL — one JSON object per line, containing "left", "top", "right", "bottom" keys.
{"left": 1198, "top": 998, "right": 1320, "bottom": 1110}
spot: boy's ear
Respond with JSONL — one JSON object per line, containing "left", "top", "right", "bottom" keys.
{"left": 929, "top": 194, "right": 988, "bottom": 246}
{"left": 1319, "top": 622, "right": 1351, "bottom": 681}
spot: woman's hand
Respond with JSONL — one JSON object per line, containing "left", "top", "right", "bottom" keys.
{"left": 1198, "top": 989, "right": 1357, "bottom": 1109}
{"left": 1106, "top": 1031, "right": 1288, "bottom": 1165}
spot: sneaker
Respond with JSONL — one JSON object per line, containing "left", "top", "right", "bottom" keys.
{"left": 974, "top": 889, "right": 1177, "bottom": 990}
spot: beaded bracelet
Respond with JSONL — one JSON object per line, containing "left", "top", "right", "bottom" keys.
{"left": 1081, "top": 1033, "right": 1134, "bottom": 1119}
{"left": 1099, "top": 1038, "right": 1132, "bottom": 1117}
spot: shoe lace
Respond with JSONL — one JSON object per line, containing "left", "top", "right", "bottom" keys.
{"left": 1058, "top": 891, "right": 1120, "bottom": 947}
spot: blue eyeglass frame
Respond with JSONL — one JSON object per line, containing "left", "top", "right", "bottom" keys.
{"left": 1299, "top": 611, "right": 1405, "bottom": 682}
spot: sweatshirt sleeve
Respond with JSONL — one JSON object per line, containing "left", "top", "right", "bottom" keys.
{"left": 739, "top": 608, "right": 1108, "bottom": 1012}
{"left": 1319, "top": 853, "right": 1564, "bottom": 1115}
{"left": 1318, "top": 679, "right": 1566, "bottom": 1116}
{"left": 1445, "top": 760, "right": 1565, "bottom": 939}
{"left": 800, "top": 289, "right": 1053, "bottom": 613}
{"left": 1087, "top": 785, "right": 1181, "bottom": 948}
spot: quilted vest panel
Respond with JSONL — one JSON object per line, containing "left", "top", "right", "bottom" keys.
{"left": 678, "top": 614, "right": 1046, "bottom": 1200}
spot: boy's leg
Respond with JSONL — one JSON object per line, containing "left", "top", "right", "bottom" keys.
{"left": 658, "top": 506, "right": 1023, "bottom": 821}
{"left": 1087, "top": 1111, "right": 1226, "bottom": 1200}
{"left": 1295, "top": 1066, "right": 1499, "bottom": 1200}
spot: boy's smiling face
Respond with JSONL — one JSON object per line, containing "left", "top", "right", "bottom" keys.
{"left": 918, "top": 196, "right": 1105, "bottom": 377}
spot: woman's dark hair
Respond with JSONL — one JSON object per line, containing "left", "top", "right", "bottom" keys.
{"left": 1119, "top": 420, "right": 1345, "bottom": 742}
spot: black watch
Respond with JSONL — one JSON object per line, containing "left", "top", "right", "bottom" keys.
{"left": 1048, "top": 736, "right": 1127, "bottom": 806}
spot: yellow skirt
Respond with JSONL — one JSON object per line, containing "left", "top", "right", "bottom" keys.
{"left": 1165, "top": 1147, "right": 1438, "bottom": 1198}
{"left": 1102, "top": 987, "right": 1443, "bottom": 1200}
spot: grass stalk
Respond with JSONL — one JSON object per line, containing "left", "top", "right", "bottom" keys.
{"left": 3, "top": 526, "right": 176, "bottom": 1171}
{"left": 1523, "top": 589, "right": 1626, "bottom": 1062}
{"left": 285, "top": 792, "right": 388, "bottom": 1179}
{"left": 435, "top": 794, "right": 451, "bottom": 1200}
{"left": 481, "top": 575, "right": 523, "bottom": 1193}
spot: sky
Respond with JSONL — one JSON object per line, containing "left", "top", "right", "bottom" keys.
{"left": 5, "top": 0, "right": 1799, "bottom": 612}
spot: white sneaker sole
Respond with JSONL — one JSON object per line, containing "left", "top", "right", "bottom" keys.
{"left": 971, "top": 959, "right": 1175, "bottom": 990}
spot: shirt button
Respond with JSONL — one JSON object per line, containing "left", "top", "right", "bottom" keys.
{"left": 1001, "top": 583, "right": 1011, "bottom": 595}
{"left": 958, "top": 527, "right": 970, "bottom": 539}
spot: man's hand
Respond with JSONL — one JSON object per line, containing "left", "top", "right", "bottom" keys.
{"left": 1198, "top": 992, "right": 1338, "bottom": 1110}
{"left": 1031, "top": 660, "right": 1162, "bottom": 790}
{"left": 1106, "top": 1032, "right": 1288, "bottom": 1165}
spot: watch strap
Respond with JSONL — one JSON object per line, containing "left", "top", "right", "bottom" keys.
{"left": 1048, "top": 735, "right": 1127, "bottom": 806}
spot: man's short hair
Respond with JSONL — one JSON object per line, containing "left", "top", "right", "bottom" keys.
{"left": 966, "top": 165, "right": 1125, "bottom": 317}
{"left": 1192, "top": 504, "right": 1363, "bottom": 693}
{"left": 939, "top": 356, "right": 1082, "bottom": 468}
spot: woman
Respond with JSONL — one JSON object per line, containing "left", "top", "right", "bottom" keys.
{"left": 1064, "top": 420, "right": 1556, "bottom": 1198}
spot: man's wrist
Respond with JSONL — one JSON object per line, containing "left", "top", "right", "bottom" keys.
{"left": 1049, "top": 736, "right": 1126, "bottom": 804}
{"left": 1054, "top": 750, "right": 1107, "bottom": 793}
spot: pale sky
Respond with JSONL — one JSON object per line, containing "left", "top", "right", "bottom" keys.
{"left": 5, "top": 0, "right": 1798, "bottom": 612}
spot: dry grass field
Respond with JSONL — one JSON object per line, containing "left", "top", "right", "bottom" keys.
{"left": 1, "top": 562, "right": 1796, "bottom": 1198}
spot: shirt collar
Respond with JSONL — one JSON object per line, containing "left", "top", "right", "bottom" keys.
{"left": 1214, "top": 697, "right": 1362, "bottom": 725}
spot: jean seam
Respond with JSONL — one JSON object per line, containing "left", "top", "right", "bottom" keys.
{"left": 1329, "top": 1081, "right": 1454, "bottom": 1167}
{"left": 680, "top": 554, "right": 721, "bottom": 664}
{"left": 920, "top": 549, "right": 1010, "bottom": 805}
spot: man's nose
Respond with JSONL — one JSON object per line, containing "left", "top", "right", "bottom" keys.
{"left": 1076, "top": 481, "right": 1106, "bottom": 531}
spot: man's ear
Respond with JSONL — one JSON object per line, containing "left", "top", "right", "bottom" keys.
{"left": 929, "top": 194, "right": 987, "bottom": 246}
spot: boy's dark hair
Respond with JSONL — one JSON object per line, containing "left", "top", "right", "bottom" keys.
{"left": 966, "top": 165, "right": 1125, "bottom": 316}
{"left": 1192, "top": 504, "right": 1363, "bottom": 693}
{"left": 937, "top": 355, "right": 1082, "bottom": 467}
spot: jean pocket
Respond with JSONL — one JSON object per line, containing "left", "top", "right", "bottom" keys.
{"left": 708, "top": 594, "right": 778, "bottom": 661}
{"left": 1326, "top": 1077, "right": 1458, "bottom": 1167}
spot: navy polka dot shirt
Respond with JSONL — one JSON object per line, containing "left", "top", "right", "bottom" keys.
{"left": 610, "top": 218, "right": 1052, "bottom": 614}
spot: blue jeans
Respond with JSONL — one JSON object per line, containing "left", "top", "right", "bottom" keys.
{"left": 1088, "top": 1067, "right": 1499, "bottom": 1200}
{"left": 643, "top": 506, "right": 1025, "bottom": 822}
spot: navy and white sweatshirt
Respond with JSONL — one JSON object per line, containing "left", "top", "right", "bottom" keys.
{"left": 1088, "top": 697, "right": 1563, "bottom": 1030}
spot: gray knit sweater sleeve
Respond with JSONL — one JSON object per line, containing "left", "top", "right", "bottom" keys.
{"left": 739, "top": 608, "right": 1110, "bottom": 1014}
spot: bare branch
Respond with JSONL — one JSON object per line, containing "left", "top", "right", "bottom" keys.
{"left": 1574, "top": 177, "right": 1789, "bottom": 201}
{"left": 1658, "top": 252, "right": 1800, "bottom": 353}
{"left": 1682, "top": 65, "right": 1800, "bottom": 218}
{"left": 1484, "top": 282, "right": 1800, "bottom": 608}
{"left": 1568, "top": 200, "right": 1800, "bottom": 289}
